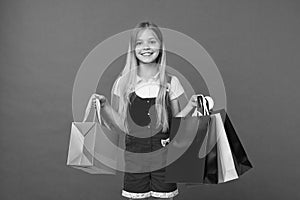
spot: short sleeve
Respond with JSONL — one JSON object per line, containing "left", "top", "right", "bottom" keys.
{"left": 113, "top": 77, "right": 121, "bottom": 97}
{"left": 169, "top": 76, "right": 185, "bottom": 100}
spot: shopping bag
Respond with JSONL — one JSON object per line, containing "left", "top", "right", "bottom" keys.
{"left": 66, "top": 97, "right": 119, "bottom": 174}
{"left": 165, "top": 113, "right": 219, "bottom": 184}
{"left": 166, "top": 95, "right": 253, "bottom": 185}
{"left": 215, "top": 112, "right": 239, "bottom": 183}
{"left": 216, "top": 109, "right": 253, "bottom": 178}
{"left": 185, "top": 109, "right": 253, "bottom": 187}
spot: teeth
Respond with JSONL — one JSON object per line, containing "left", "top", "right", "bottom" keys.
{"left": 141, "top": 52, "right": 153, "bottom": 56}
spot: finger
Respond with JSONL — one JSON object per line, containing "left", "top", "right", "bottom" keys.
{"left": 92, "top": 94, "right": 98, "bottom": 99}
{"left": 193, "top": 95, "right": 198, "bottom": 102}
{"left": 89, "top": 95, "right": 94, "bottom": 102}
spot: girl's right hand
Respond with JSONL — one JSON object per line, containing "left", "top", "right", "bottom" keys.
{"left": 91, "top": 93, "right": 107, "bottom": 109}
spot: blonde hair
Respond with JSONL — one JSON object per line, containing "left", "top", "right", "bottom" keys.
{"left": 111, "top": 21, "right": 170, "bottom": 134}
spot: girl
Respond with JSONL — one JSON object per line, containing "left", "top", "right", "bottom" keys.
{"left": 91, "top": 21, "right": 200, "bottom": 200}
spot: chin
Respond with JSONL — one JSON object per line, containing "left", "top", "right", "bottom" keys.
{"left": 139, "top": 58, "right": 157, "bottom": 64}
{"left": 137, "top": 53, "right": 159, "bottom": 64}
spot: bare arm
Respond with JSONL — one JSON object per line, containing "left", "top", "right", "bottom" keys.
{"left": 94, "top": 94, "right": 126, "bottom": 132}
{"left": 175, "top": 103, "right": 194, "bottom": 117}
{"left": 170, "top": 98, "right": 180, "bottom": 117}
{"left": 172, "top": 94, "right": 198, "bottom": 117}
{"left": 102, "top": 102, "right": 126, "bottom": 132}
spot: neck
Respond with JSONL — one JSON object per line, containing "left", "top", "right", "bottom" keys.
{"left": 138, "top": 63, "right": 159, "bottom": 79}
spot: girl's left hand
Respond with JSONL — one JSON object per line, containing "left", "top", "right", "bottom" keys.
{"left": 187, "top": 94, "right": 203, "bottom": 108}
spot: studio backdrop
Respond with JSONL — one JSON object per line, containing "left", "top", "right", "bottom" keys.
{"left": 0, "top": 0, "right": 299, "bottom": 200}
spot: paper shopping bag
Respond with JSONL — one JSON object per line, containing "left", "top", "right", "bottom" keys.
{"left": 67, "top": 98, "right": 119, "bottom": 174}
{"left": 165, "top": 114, "right": 219, "bottom": 184}
{"left": 216, "top": 109, "right": 253, "bottom": 179}
{"left": 185, "top": 109, "right": 253, "bottom": 187}
{"left": 166, "top": 93, "right": 253, "bottom": 185}
{"left": 215, "top": 112, "right": 239, "bottom": 183}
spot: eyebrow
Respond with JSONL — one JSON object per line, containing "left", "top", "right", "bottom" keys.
{"left": 136, "top": 37, "right": 157, "bottom": 41}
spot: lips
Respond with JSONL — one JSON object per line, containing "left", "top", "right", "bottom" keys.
{"left": 141, "top": 52, "right": 154, "bottom": 56}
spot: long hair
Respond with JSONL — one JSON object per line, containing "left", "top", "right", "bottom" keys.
{"left": 111, "top": 21, "right": 170, "bottom": 134}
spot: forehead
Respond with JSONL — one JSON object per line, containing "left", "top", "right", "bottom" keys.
{"left": 136, "top": 29, "right": 158, "bottom": 40}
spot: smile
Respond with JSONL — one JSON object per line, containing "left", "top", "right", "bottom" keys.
{"left": 141, "top": 52, "right": 154, "bottom": 56}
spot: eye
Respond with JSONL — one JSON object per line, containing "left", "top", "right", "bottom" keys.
{"left": 150, "top": 40, "right": 157, "bottom": 44}
{"left": 136, "top": 41, "right": 142, "bottom": 46}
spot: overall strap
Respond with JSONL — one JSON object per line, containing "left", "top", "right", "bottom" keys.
{"left": 165, "top": 73, "right": 173, "bottom": 114}
{"left": 166, "top": 73, "right": 172, "bottom": 85}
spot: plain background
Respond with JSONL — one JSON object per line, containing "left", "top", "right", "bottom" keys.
{"left": 1, "top": 0, "right": 300, "bottom": 199}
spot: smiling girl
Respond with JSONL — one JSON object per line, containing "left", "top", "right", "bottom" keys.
{"left": 91, "top": 21, "right": 201, "bottom": 199}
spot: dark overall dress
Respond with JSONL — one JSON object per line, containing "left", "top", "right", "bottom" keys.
{"left": 122, "top": 77, "right": 179, "bottom": 199}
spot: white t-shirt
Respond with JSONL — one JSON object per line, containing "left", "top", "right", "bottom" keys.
{"left": 113, "top": 72, "right": 184, "bottom": 101}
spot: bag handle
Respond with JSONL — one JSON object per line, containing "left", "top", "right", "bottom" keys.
{"left": 82, "top": 95, "right": 103, "bottom": 124}
{"left": 203, "top": 96, "right": 210, "bottom": 115}
{"left": 196, "top": 95, "right": 210, "bottom": 116}
{"left": 82, "top": 95, "right": 112, "bottom": 131}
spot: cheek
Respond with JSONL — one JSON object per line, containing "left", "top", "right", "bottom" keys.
{"left": 135, "top": 44, "right": 143, "bottom": 51}
{"left": 153, "top": 51, "right": 159, "bottom": 57}
{"left": 134, "top": 48, "right": 141, "bottom": 57}
{"left": 153, "top": 44, "right": 161, "bottom": 52}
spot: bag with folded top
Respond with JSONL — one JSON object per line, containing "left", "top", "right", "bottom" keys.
{"left": 66, "top": 96, "right": 119, "bottom": 174}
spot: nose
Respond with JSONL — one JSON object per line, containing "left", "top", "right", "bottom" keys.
{"left": 142, "top": 45, "right": 150, "bottom": 50}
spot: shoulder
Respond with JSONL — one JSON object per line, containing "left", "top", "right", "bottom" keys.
{"left": 165, "top": 73, "right": 182, "bottom": 88}
{"left": 167, "top": 74, "right": 185, "bottom": 100}
{"left": 112, "top": 76, "right": 123, "bottom": 96}
{"left": 170, "top": 75, "right": 180, "bottom": 84}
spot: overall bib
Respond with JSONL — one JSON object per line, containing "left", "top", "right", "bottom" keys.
{"left": 122, "top": 87, "right": 178, "bottom": 199}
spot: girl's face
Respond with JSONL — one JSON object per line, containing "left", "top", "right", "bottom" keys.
{"left": 134, "top": 29, "right": 161, "bottom": 64}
